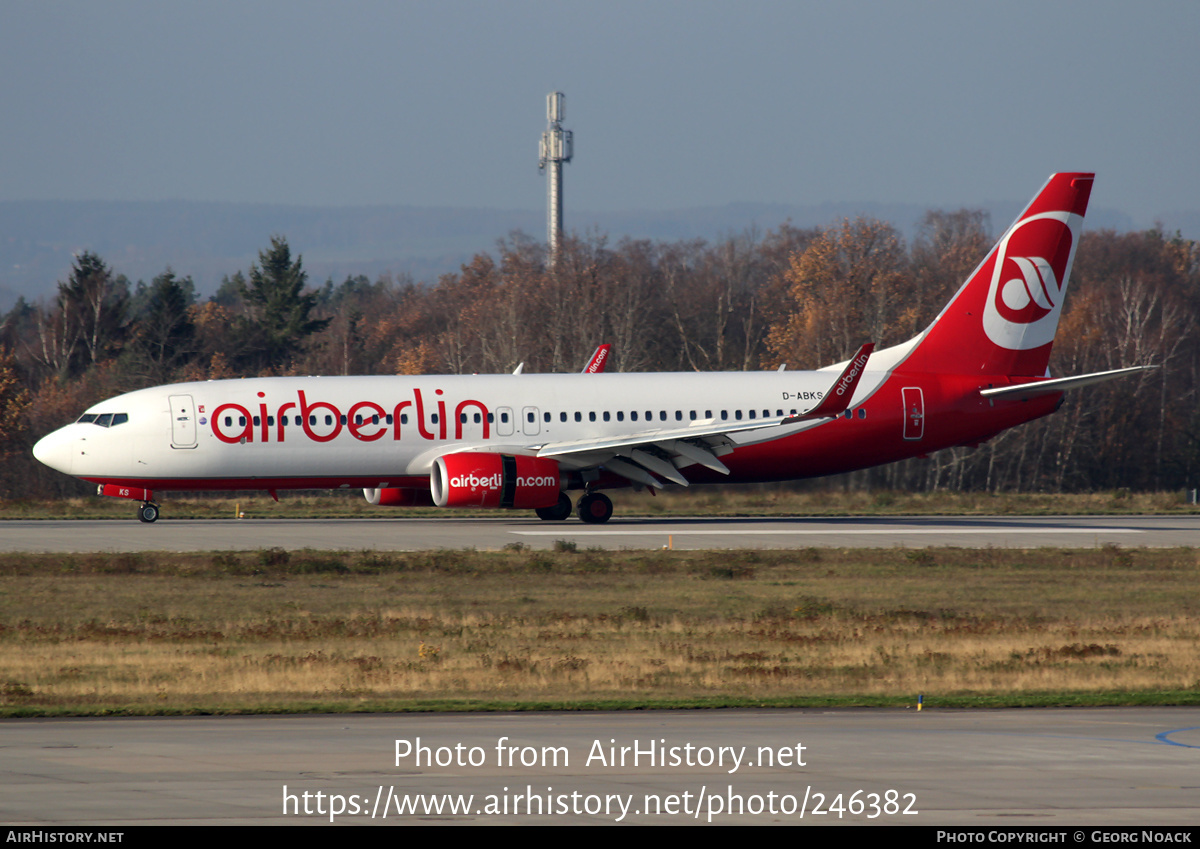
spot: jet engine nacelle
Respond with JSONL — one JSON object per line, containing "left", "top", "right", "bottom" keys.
{"left": 363, "top": 488, "right": 435, "bottom": 507}
{"left": 431, "top": 453, "right": 562, "bottom": 509}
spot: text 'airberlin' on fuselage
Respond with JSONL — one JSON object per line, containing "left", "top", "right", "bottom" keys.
{"left": 209, "top": 388, "right": 489, "bottom": 444}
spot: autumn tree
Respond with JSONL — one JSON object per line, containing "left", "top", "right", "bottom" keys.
{"left": 27, "top": 252, "right": 130, "bottom": 382}
{"left": 909, "top": 209, "right": 992, "bottom": 335}
{"left": 0, "top": 347, "right": 30, "bottom": 454}
{"left": 766, "top": 218, "right": 911, "bottom": 369}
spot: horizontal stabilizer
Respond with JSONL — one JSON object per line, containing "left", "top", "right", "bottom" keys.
{"left": 979, "top": 365, "right": 1156, "bottom": 400}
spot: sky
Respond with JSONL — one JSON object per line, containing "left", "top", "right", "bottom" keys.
{"left": 2, "top": 0, "right": 1198, "bottom": 228}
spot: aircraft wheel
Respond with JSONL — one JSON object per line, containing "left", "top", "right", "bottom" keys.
{"left": 138, "top": 503, "right": 159, "bottom": 524}
{"left": 535, "top": 492, "right": 572, "bottom": 521}
{"left": 577, "top": 492, "right": 613, "bottom": 524}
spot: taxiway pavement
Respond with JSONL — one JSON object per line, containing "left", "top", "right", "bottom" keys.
{"left": 3, "top": 515, "right": 1198, "bottom": 552}
{"left": 4, "top": 708, "right": 1198, "bottom": 825}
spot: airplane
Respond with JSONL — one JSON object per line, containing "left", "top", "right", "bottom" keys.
{"left": 32, "top": 173, "right": 1152, "bottom": 524}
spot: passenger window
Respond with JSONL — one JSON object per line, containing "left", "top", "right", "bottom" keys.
{"left": 560, "top": 412, "right": 567, "bottom": 422}
{"left": 400, "top": 414, "right": 408, "bottom": 424}
{"left": 239, "top": 416, "right": 247, "bottom": 427}
{"left": 325, "top": 415, "right": 334, "bottom": 426}
{"left": 735, "top": 410, "right": 743, "bottom": 421}
{"left": 858, "top": 408, "right": 867, "bottom": 419}
{"left": 527, "top": 412, "right": 535, "bottom": 423}
{"left": 267, "top": 416, "right": 274, "bottom": 427}
{"left": 474, "top": 413, "right": 482, "bottom": 424}
{"left": 500, "top": 412, "right": 508, "bottom": 423}
{"left": 721, "top": 410, "right": 728, "bottom": 420}
{"left": 675, "top": 411, "right": 682, "bottom": 421}
{"left": 543, "top": 412, "right": 551, "bottom": 423}
{"left": 631, "top": 411, "right": 638, "bottom": 421}
{"left": 749, "top": 410, "right": 756, "bottom": 420}
{"left": 253, "top": 416, "right": 260, "bottom": 426}
{"left": 431, "top": 414, "right": 439, "bottom": 424}
{"left": 603, "top": 412, "right": 611, "bottom": 422}
{"left": 689, "top": 411, "right": 696, "bottom": 421}
{"left": 659, "top": 411, "right": 667, "bottom": 421}
{"left": 574, "top": 412, "right": 581, "bottom": 422}
{"left": 589, "top": 412, "right": 596, "bottom": 422}
{"left": 617, "top": 411, "right": 624, "bottom": 421}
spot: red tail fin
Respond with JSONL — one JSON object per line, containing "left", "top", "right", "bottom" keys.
{"left": 907, "top": 173, "right": 1093, "bottom": 377}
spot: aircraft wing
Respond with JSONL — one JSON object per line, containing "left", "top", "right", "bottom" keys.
{"left": 582, "top": 344, "right": 611, "bottom": 373}
{"left": 535, "top": 343, "right": 873, "bottom": 487}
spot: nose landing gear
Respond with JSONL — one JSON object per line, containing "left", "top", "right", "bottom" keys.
{"left": 137, "top": 502, "right": 159, "bottom": 523}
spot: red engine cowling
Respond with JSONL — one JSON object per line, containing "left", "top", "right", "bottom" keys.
{"left": 363, "top": 488, "right": 435, "bottom": 507}
{"left": 431, "top": 453, "right": 561, "bottom": 509}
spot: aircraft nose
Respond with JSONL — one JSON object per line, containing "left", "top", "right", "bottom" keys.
{"left": 32, "top": 427, "right": 75, "bottom": 475}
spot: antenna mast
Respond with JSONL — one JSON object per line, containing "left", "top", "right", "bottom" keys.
{"left": 538, "top": 91, "right": 573, "bottom": 265}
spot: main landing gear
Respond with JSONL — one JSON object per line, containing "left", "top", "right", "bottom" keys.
{"left": 535, "top": 492, "right": 573, "bottom": 522}
{"left": 534, "top": 491, "right": 614, "bottom": 524}
{"left": 576, "top": 492, "right": 613, "bottom": 524}
{"left": 137, "top": 502, "right": 159, "bottom": 523}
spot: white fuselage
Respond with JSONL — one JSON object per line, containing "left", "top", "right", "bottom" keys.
{"left": 33, "top": 368, "right": 854, "bottom": 490}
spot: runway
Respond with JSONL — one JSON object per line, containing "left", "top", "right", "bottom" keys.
{"left": 3, "top": 707, "right": 1198, "bottom": 825}
{"left": 3, "top": 514, "right": 1198, "bottom": 552}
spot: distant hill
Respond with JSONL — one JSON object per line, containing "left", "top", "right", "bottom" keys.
{"left": 0, "top": 198, "right": 1181, "bottom": 310}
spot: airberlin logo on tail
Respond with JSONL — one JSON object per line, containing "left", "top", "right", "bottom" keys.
{"left": 982, "top": 211, "right": 1082, "bottom": 351}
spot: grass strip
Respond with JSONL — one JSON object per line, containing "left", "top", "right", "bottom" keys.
{"left": 1, "top": 546, "right": 1197, "bottom": 717}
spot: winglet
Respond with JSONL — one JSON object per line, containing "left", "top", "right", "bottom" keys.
{"left": 582, "top": 344, "right": 611, "bottom": 373}
{"left": 789, "top": 343, "right": 874, "bottom": 421}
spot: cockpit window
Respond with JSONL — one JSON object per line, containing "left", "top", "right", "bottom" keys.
{"left": 77, "top": 413, "right": 128, "bottom": 428}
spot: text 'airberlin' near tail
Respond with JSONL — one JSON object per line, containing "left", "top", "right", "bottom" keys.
{"left": 909, "top": 172, "right": 1094, "bottom": 378}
